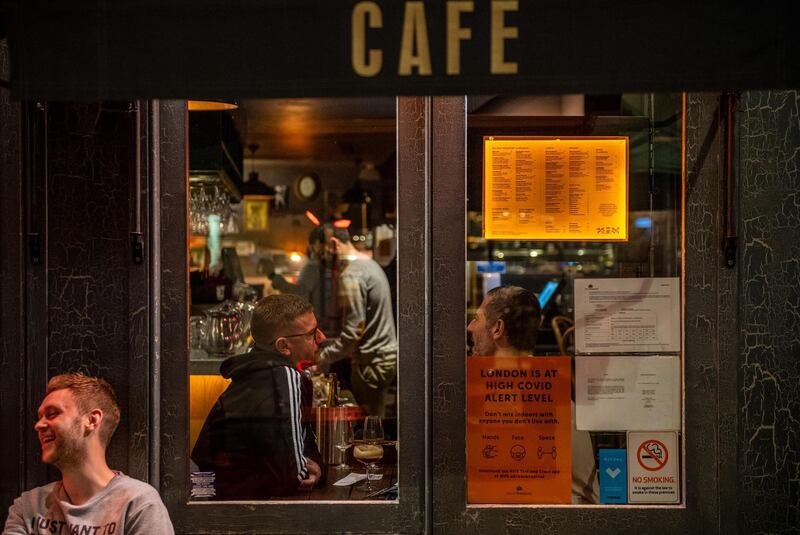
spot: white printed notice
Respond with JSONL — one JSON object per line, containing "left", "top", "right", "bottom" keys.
{"left": 575, "top": 356, "right": 680, "bottom": 431}
{"left": 574, "top": 278, "right": 680, "bottom": 354}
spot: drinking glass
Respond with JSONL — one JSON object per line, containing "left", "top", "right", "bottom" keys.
{"left": 354, "top": 416, "right": 384, "bottom": 492}
{"left": 189, "top": 316, "right": 208, "bottom": 359}
{"left": 332, "top": 418, "right": 354, "bottom": 471}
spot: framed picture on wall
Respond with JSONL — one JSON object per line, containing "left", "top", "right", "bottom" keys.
{"left": 243, "top": 195, "right": 272, "bottom": 231}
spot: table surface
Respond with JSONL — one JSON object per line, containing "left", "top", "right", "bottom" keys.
{"left": 285, "top": 451, "right": 397, "bottom": 501}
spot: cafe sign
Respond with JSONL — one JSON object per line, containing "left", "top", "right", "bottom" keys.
{"left": 351, "top": 0, "right": 520, "bottom": 78}
{"left": 6, "top": 1, "right": 799, "bottom": 99}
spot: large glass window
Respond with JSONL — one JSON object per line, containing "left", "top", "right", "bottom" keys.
{"left": 187, "top": 98, "right": 399, "bottom": 501}
{"left": 465, "top": 94, "right": 684, "bottom": 506}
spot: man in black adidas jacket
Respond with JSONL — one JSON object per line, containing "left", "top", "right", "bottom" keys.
{"left": 191, "top": 294, "right": 325, "bottom": 499}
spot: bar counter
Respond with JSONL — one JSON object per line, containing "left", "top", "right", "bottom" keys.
{"left": 285, "top": 463, "right": 397, "bottom": 501}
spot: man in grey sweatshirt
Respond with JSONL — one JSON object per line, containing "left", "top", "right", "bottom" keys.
{"left": 320, "top": 224, "right": 398, "bottom": 421}
{"left": 3, "top": 373, "right": 174, "bottom": 534}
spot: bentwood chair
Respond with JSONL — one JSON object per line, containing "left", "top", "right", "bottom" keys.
{"left": 551, "top": 315, "right": 575, "bottom": 355}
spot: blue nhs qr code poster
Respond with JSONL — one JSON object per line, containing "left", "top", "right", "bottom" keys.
{"left": 599, "top": 449, "right": 627, "bottom": 504}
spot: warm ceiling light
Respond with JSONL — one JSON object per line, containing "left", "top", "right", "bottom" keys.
{"left": 333, "top": 219, "right": 352, "bottom": 229}
{"left": 188, "top": 100, "right": 239, "bottom": 111}
{"left": 305, "top": 210, "right": 321, "bottom": 226}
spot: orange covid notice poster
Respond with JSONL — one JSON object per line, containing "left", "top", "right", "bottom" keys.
{"left": 467, "top": 356, "right": 572, "bottom": 504}
{"left": 483, "top": 137, "right": 628, "bottom": 241}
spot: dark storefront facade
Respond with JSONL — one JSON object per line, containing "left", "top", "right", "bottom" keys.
{"left": 1, "top": 2, "right": 798, "bottom": 533}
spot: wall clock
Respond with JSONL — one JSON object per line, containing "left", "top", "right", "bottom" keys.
{"left": 294, "top": 173, "right": 321, "bottom": 201}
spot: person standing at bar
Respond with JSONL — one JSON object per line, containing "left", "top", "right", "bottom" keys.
{"left": 265, "top": 225, "right": 330, "bottom": 326}
{"left": 320, "top": 224, "right": 398, "bottom": 423}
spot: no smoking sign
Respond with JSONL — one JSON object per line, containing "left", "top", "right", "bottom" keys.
{"left": 637, "top": 439, "right": 668, "bottom": 471}
{"left": 627, "top": 432, "right": 679, "bottom": 503}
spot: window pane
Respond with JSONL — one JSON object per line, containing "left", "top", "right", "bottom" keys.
{"left": 187, "top": 98, "right": 399, "bottom": 501}
{"left": 465, "top": 94, "right": 684, "bottom": 505}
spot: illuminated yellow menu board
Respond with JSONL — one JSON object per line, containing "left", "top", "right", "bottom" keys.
{"left": 483, "top": 137, "right": 628, "bottom": 241}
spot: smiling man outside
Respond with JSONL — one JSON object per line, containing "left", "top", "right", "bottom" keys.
{"left": 3, "top": 373, "right": 174, "bottom": 534}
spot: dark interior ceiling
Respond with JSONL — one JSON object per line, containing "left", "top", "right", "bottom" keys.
{"left": 234, "top": 96, "right": 499, "bottom": 165}
{"left": 214, "top": 95, "right": 682, "bottom": 185}
{"left": 236, "top": 98, "right": 396, "bottom": 165}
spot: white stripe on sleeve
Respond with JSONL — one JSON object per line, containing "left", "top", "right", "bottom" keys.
{"left": 284, "top": 367, "right": 308, "bottom": 480}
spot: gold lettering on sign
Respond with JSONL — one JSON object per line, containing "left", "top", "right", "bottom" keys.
{"left": 447, "top": 1, "right": 474, "bottom": 75}
{"left": 352, "top": 1, "right": 383, "bottom": 77}
{"left": 490, "top": 0, "right": 518, "bottom": 74}
{"left": 399, "top": 2, "right": 432, "bottom": 76}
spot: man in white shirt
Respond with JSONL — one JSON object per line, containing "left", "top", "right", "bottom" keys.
{"left": 3, "top": 373, "right": 174, "bottom": 534}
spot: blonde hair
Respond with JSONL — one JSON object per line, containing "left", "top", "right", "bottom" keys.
{"left": 250, "top": 294, "right": 313, "bottom": 349}
{"left": 47, "top": 373, "right": 121, "bottom": 447}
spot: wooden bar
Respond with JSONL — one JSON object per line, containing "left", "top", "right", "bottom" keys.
{"left": 285, "top": 445, "right": 398, "bottom": 501}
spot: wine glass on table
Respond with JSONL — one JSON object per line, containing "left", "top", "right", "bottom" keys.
{"left": 354, "top": 416, "right": 384, "bottom": 492}
{"left": 332, "top": 418, "right": 354, "bottom": 471}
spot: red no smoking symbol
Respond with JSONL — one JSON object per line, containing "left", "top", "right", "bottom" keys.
{"left": 637, "top": 439, "right": 668, "bottom": 471}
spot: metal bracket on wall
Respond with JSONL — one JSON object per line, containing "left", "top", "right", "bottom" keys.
{"left": 721, "top": 92, "right": 738, "bottom": 269}
{"left": 723, "top": 235, "right": 737, "bottom": 268}
{"left": 131, "top": 232, "right": 144, "bottom": 264}
{"left": 28, "top": 233, "right": 41, "bottom": 265}
{"left": 131, "top": 100, "right": 145, "bottom": 265}
{"left": 25, "top": 101, "right": 47, "bottom": 268}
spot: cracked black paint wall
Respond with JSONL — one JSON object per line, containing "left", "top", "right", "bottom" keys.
{"left": 739, "top": 90, "right": 800, "bottom": 534}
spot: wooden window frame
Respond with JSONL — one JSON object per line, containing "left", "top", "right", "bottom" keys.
{"left": 158, "top": 97, "right": 430, "bottom": 534}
